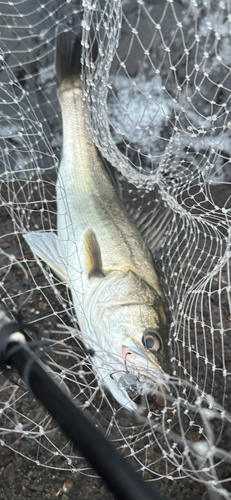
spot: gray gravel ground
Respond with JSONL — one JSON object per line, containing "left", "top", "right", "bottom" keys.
{"left": 0, "top": 448, "right": 211, "bottom": 500}
{"left": 2, "top": 182, "right": 231, "bottom": 500}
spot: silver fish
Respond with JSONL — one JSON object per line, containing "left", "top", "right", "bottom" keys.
{"left": 24, "top": 31, "right": 170, "bottom": 415}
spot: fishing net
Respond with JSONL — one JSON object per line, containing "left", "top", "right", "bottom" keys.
{"left": 0, "top": 0, "right": 231, "bottom": 498}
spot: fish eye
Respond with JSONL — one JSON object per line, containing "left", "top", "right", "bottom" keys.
{"left": 142, "top": 329, "right": 161, "bottom": 352}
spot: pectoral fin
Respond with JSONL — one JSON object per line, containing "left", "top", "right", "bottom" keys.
{"left": 23, "top": 231, "right": 69, "bottom": 282}
{"left": 113, "top": 175, "right": 172, "bottom": 253}
{"left": 84, "top": 229, "right": 104, "bottom": 279}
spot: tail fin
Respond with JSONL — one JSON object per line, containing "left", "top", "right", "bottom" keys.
{"left": 56, "top": 31, "right": 82, "bottom": 89}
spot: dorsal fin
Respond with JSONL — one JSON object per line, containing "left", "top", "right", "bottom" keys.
{"left": 84, "top": 229, "right": 104, "bottom": 279}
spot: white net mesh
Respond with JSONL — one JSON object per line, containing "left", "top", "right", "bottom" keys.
{"left": 0, "top": 1, "right": 231, "bottom": 499}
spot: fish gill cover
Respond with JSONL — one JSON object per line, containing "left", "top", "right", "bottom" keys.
{"left": 0, "top": 1, "right": 231, "bottom": 499}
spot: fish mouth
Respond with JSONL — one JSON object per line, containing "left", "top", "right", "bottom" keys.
{"left": 118, "top": 343, "right": 168, "bottom": 416}
{"left": 118, "top": 372, "right": 166, "bottom": 416}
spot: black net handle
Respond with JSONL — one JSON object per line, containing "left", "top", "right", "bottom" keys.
{"left": 0, "top": 319, "right": 166, "bottom": 500}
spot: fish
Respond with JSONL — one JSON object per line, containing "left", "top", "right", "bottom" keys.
{"left": 24, "top": 31, "right": 171, "bottom": 416}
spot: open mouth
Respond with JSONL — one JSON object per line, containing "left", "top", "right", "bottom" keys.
{"left": 118, "top": 372, "right": 166, "bottom": 415}
{"left": 118, "top": 343, "right": 168, "bottom": 414}
{"left": 130, "top": 391, "right": 165, "bottom": 414}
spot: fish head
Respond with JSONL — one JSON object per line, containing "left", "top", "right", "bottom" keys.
{"left": 85, "top": 270, "right": 171, "bottom": 415}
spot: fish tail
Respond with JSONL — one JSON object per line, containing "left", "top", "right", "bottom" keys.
{"left": 56, "top": 31, "right": 82, "bottom": 89}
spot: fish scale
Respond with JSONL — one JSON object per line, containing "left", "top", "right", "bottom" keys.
{"left": 57, "top": 84, "right": 162, "bottom": 296}
{"left": 24, "top": 31, "right": 171, "bottom": 415}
